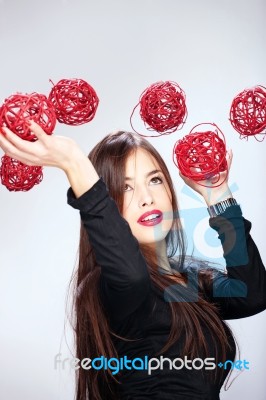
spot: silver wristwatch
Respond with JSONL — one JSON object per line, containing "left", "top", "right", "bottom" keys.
{"left": 207, "top": 198, "right": 238, "bottom": 218}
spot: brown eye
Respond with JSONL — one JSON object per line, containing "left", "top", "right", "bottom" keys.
{"left": 150, "top": 176, "right": 163, "bottom": 184}
{"left": 124, "top": 184, "right": 132, "bottom": 192}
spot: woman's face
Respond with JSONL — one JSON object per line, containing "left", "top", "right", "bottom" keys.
{"left": 122, "top": 148, "right": 173, "bottom": 246}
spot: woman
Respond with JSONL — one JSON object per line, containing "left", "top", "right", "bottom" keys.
{"left": 0, "top": 122, "right": 265, "bottom": 400}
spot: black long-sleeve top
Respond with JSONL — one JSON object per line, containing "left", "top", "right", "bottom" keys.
{"left": 67, "top": 178, "right": 266, "bottom": 400}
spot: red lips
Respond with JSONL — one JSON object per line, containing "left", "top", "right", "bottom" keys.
{"left": 137, "top": 209, "right": 163, "bottom": 226}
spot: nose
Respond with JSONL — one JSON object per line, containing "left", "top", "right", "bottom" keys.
{"left": 138, "top": 186, "right": 154, "bottom": 208}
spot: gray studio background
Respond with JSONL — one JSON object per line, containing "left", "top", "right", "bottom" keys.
{"left": 0, "top": 0, "right": 265, "bottom": 399}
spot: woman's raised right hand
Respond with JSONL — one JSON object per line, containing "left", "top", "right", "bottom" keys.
{"left": 0, "top": 120, "right": 85, "bottom": 172}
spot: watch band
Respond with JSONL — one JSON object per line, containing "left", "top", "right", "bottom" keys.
{"left": 207, "top": 198, "right": 238, "bottom": 218}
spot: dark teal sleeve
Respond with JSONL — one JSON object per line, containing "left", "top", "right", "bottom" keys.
{"left": 163, "top": 206, "right": 266, "bottom": 320}
{"left": 207, "top": 206, "right": 266, "bottom": 319}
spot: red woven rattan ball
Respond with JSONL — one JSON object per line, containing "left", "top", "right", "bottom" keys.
{"left": 0, "top": 93, "right": 56, "bottom": 141}
{"left": 0, "top": 155, "right": 43, "bottom": 192}
{"left": 48, "top": 78, "right": 99, "bottom": 125}
{"left": 173, "top": 123, "right": 227, "bottom": 187}
{"left": 229, "top": 86, "right": 266, "bottom": 138}
{"left": 130, "top": 81, "right": 187, "bottom": 137}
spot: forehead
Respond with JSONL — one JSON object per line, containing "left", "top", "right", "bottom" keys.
{"left": 125, "top": 148, "right": 159, "bottom": 173}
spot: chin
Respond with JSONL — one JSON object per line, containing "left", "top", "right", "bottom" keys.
{"left": 139, "top": 237, "right": 167, "bottom": 247}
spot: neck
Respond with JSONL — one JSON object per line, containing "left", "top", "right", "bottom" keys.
{"left": 148, "top": 240, "right": 172, "bottom": 273}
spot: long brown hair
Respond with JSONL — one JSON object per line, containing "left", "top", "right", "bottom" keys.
{"left": 70, "top": 131, "right": 234, "bottom": 400}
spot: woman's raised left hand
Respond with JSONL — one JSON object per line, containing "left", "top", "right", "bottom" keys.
{"left": 178, "top": 149, "right": 234, "bottom": 206}
{"left": 0, "top": 121, "right": 85, "bottom": 172}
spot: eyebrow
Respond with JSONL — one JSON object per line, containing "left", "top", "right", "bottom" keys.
{"left": 125, "top": 169, "right": 162, "bottom": 181}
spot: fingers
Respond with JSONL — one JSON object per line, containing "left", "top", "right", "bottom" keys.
{"left": 27, "top": 120, "right": 49, "bottom": 142}
{"left": 1, "top": 127, "right": 34, "bottom": 153}
{"left": 1, "top": 120, "right": 50, "bottom": 144}
{"left": 226, "top": 149, "right": 233, "bottom": 170}
{"left": 0, "top": 126, "right": 40, "bottom": 165}
{"left": 179, "top": 171, "right": 191, "bottom": 184}
{"left": 0, "top": 120, "right": 50, "bottom": 158}
{"left": 0, "top": 135, "right": 32, "bottom": 165}
{"left": 0, "top": 128, "right": 18, "bottom": 155}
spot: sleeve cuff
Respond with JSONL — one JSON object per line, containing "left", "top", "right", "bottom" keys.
{"left": 209, "top": 205, "right": 243, "bottom": 228}
{"left": 209, "top": 204, "right": 250, "bottom": 267}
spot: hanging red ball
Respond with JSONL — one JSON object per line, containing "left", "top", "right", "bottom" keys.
{"left": 0, "top": 93, "right": 56, "bottom": 141}
{"left": 48, "top": 78, "right": 99, "bottom": 125}
{"left": 229, "top": 85, "right": 266, "bottom": 138}
{"left": 173, "top": 123, "right": 227, "bottom": 187}
{"left": 0, "top": 155, "right": 43, "bottom": 192}
{"left": 130, "top": 81, "right": 187, "bottom": 137}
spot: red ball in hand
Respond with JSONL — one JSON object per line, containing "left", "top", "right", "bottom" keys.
{"left": 229, "top": 85, "right": 266, "bottom": 138}
{"left": 0, "top": 155, "right": 43, "bottom": 192}
{"left": 48, "top": 78, "right": 99, "bottom": 125}
{"left": 0, "top": 92, "right": 56, "bottom": 141}
{"left": 173, "top": 123, "right": 227, "bottom": 187}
